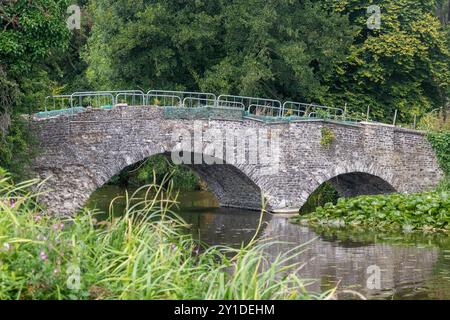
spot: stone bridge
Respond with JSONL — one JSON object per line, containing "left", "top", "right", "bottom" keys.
{"left": 30, "top": 105, "right": 443, "bottom": 216}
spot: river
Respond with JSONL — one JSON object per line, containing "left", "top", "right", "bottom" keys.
{"left": 86, "top": 185, "right": 450, "bottom": 300}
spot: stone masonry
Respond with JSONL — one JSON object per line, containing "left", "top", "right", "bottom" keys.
{"left": 30, "top": 106, "right": 443, "bottom": 216}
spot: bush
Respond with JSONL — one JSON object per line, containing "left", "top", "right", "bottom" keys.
{"left": 437, "top": 178, "right": 450, "bottom": 192}
{"left": 0, "top": 117, "right": 36, "bottom": 179}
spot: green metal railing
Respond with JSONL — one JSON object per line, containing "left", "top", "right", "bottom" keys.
{"left": 36, "top": 89, "right": 428, "bottom": 129}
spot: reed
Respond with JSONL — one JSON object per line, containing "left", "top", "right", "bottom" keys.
{"left": 0, "top": 168, "right": 328, "bottom": 300}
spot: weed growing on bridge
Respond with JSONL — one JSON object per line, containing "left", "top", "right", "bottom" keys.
{"left": 320, "top": 128, "right": 335, "bottom": 149}
{"left": 0, "top": 168, "right": 328, "bottom": 300}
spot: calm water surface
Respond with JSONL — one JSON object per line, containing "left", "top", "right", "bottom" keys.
{"left": 86, "top": 186, "right": 450, "bottom": 300}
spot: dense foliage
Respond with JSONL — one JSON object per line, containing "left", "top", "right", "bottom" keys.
{"left": 85, "top": 0, "right": 353, "bottom": 99}
{"left": 428, "top": 131, "right": 450, "bottom": 177}
{"left": 294, "top": 192, "right": 450, "bottom": 233}
{"left": 0, "top": 0, "right": 71, "bottom": 177}
{"left": 320, "top": 128, "right": 336, "bottom": 148}
{"left": 0, "top": 168, "right": 327, "bottom": 300}
{"left": 86, "top": 0, "right": 450, "bottom": 123}
{"left": 324, "top": 0, "right": 450, "bottom": 122}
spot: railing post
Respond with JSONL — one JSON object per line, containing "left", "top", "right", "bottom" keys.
{"left": 393, "top": 109, "right": 398, "bottom": 126}
{"left": 343, "top": 103, "right": 347, "bottom": 121}
{"left": 366, "top": 105, "right": 370, "bottom": 121}
{"left": 444, "top": 105, "right": 448, "bottom": 122}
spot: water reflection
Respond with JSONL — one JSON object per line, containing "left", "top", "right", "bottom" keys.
{"left": 181, "top": 208, "right": 269, "bottom": 247}
{"left": 86, "top": 187, "right": 450, "bottom": 300}
{"left": 260, "top": 218, "right": 450, "bottom": 299}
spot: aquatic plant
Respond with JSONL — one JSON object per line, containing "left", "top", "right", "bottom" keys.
{"left": 293, "top": 192, "right": 450, "bottom": 233}
{"left": 299, "top": 182, "right": 339, "bottom": 214}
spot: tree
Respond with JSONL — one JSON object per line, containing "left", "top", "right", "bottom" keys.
{"left": 85, "top": 0, "right": 223, "bottom": 90}
{"left": 46, "top": 0, "right": 92, "bottom": 93}
{"left": 200, "top": 0, "right": 354, "bottom": 101}
{"left": 0, "top": 0, "right": 70, "bottom": 175}
{"left": 436, "top": 0, "right": 450, "bottom": 25}
{"left": 324, "top": 0, "right": 450, "bottom": 122}
{"left": 85, "top": 0, "right": 354, "bottom": 102}
{"left": 86, "top": 0, "right": 450, "bottom": 124}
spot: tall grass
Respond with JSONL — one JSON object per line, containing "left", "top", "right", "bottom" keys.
{"left": 418, "top": 110, "right": 450, "bottom": 132}
{"left": 0, "top": 168, "right": 326, "bottom": 300}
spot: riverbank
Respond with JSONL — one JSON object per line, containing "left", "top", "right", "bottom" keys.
{"left": 0, "top": 168, "right": 326, "bottom": 300}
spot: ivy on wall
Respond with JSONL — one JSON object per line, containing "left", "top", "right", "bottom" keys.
{"left": 428, "top": 132, "right": 450, "bottom": 177}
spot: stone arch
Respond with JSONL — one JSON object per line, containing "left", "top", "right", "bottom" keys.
{"left": 328, "top": 172, "right": 396, "bottom": 198}
{"left": 184, "top": 161, "right": 262, "bottom": 211}
{"left": 37, "top": 146, "right": 264, "bottom": 216}
{"left": 268, "top": 162, "right": 398, "bottom": 214}
{"left": 295, "top": 168, "right": 397, "bottom": 213}
{"left": 123, "top": 151, "right": 264, "bottom": 211}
